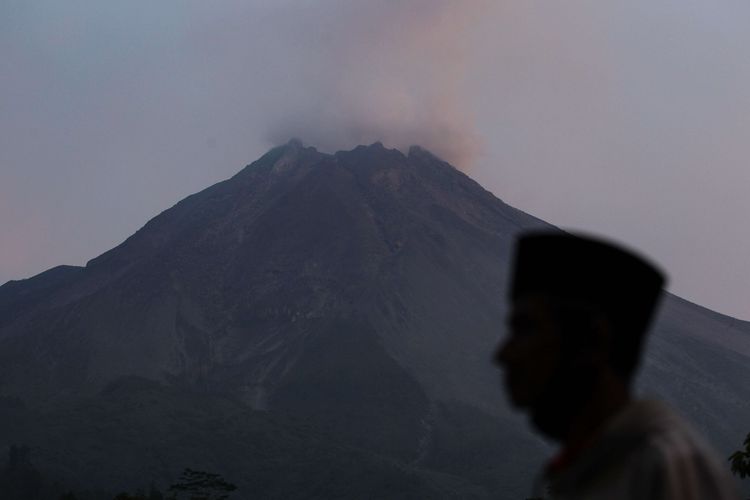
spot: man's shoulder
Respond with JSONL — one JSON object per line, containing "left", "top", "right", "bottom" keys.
{"left": 608, "top": 399, "right": 739, "bottom": 499}
{"left": 622, "top": 400, "right": 724, "bottom": 467}
{"left": 546, "top": 400, "right": 740, "bottom": 499}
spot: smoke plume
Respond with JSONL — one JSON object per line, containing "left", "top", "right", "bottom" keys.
{"left": 256, "top": 0, "right": 492, "bottom": 168}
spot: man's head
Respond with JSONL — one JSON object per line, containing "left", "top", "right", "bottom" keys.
{"left": 495, "top": 232, "right": 666, "bottom": 439}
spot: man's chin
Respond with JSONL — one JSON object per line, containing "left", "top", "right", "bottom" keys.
{"left": 504, "top": 387, "right": 532, "bottom": 409}
{"left": 530, "top": 408, "right": 568, "bottom": 440}
{"left": 505, "top": 392, "right": 566, "bottom": 439}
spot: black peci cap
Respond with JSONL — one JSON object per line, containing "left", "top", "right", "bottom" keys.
{"left": 510, "top": 231, "right": 666, "bottom": 351}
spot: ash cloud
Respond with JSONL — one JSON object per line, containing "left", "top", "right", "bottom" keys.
{"left": 256, "top": 0, "right": 491, "bottom": 168}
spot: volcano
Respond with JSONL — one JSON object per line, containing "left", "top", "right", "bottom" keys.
{"left": 1, "top": 140, "right": 748, "bottom": 499}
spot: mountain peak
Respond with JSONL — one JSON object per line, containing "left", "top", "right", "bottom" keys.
{"left": 334, "top": 142, "right": 408, "bottom": 164}
{"left": 275, "top": 137, "right": 320, "bottom": 157}
{"left": 407, "top": 145, "right": 441, "bottom": 162}
{"left": 285, "top": 137, "right": 305, "bottom": 148}
{"left": 271, "top": 140, "right": 448, "bottom": 164}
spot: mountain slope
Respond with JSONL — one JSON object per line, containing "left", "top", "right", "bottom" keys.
{"left": 0, "top": 140, "right": 748, "bottom": 498}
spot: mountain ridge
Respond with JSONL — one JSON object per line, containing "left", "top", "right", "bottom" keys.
{"left": 0, "top": 141, "right": 748, "bottom": 498}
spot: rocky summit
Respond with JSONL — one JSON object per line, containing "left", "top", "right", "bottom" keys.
{"left": 1, "top": 140, "right": 749, "bottom": 499}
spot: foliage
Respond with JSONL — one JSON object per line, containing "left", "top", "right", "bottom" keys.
{"left": 167, "top": 468, "right": 237, "bottom": 500}
{"left": 729, "top": 432, "right": 750, "bottom": 479}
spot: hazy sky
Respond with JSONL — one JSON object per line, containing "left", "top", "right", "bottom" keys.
{"left": 2, "top": 1, "right": 750, "bottom": 320}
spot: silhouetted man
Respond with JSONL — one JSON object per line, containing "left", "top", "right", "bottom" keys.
{"left": 495, "top": 232, "right": 739, "bottom": 499}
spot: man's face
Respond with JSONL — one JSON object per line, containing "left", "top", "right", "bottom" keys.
{"left": 494, "top": 295, "right": 562, "bottom": 409}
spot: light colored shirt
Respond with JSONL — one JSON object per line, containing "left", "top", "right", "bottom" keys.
{"left": 535, "top": 399, "right": 740, "bottom": 500}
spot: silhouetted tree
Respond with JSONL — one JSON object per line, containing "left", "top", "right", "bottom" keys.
{"left": 729, "top": 432, "right": 750, "bottom": 479}
{"left": 729, "top": 432, "right": 750, "bottom": 500}
{"left": 167, "top": 468, "right": 237, "bottom": 500}
{"left": 59, "top": 492, "right": 78, "bottom": 500}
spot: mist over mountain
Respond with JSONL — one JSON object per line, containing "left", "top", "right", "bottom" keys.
{"left": 1, "top": 141, "right": 748, "bottom": 498}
